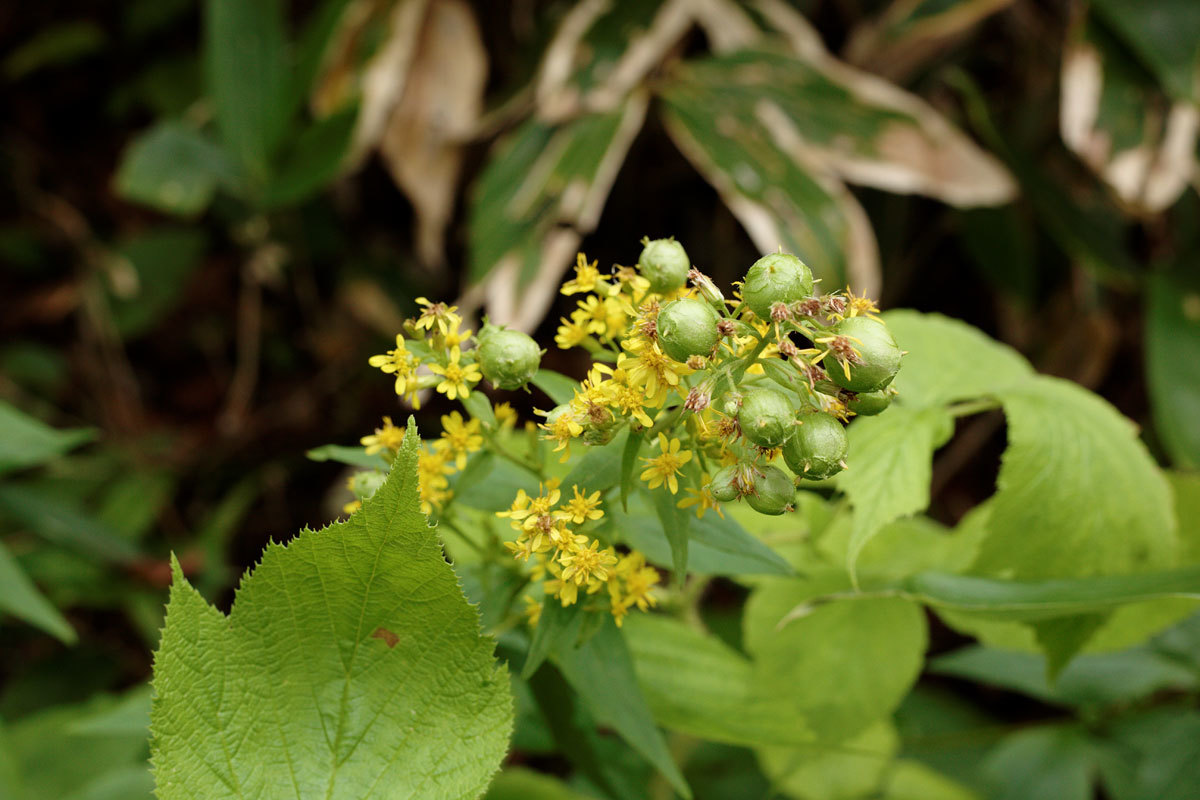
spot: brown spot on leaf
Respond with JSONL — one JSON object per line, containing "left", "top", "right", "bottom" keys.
{"left": 371, "top": 627, "right": 400, "bottom": 648}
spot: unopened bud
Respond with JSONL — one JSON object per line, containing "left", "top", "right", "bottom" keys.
{"left": 688, "top": 268, "right": 726, "bottom": 307}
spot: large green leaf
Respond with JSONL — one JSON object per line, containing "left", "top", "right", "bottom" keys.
{"left": 623, "top": 614, "right": 809, "bottom": 748}
{"left": 1147, "top": 265, "right": 1200, "bottom": 469}
{"left": 0, "top": 401, "right": 94, "bottom": 476}
{"left": 881, "top": 310, "right": 1033, "bottom": 408}
{"left": 972, "top": 377, "right": 1177, "bottom": 579}
{"left": 743, "top": 573, "right": 927, "bottom": 743}
{"left": 554, "top": 616, "right": 691, "bottom": 798}
{"left": 758, "top": 720, "right": 898, "bottom": 800}
{"left": 204, "top": 0, "right": 293, "bottom": 179}
{"left": 114, "top": 121, "right": 243, "bottom": 215}
{"left": 981, "top": 725, "right": 1097, "bottom": 800}
{"left": 0, "top": 539, "right": 74, "bottom": 643}
{"left": 839, "top": 406, "right": 953, "bottom": 577}
{"left": 1095, "top": 707, "right": 1200, "bottom": 800}
{"left": 150, "top": 419, "right": 512, "bottom": 799}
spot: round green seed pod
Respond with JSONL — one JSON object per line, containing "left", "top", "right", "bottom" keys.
{"left": 737, "top": 387, "right": 795, "bottom": 448}
{"left": 478, "top": 329, "right": 542, "bottom": 390}
{"left": 846, "top": 389, "right": 893, "bottom": 416}
{"left": 826, "top": 316, "right": 901, "bottom": 393}
{"left": 741, "top": 253, "right": 813, "bottom": 320}
{"left": 783, "top": 412, "right": 848, "bottom": 481}
{"left": 745, "top": 465, "right": 795, "bottom": 515}
{"left": 349, "top": 470, "right": 387, "bottom": 501}
{"left": 657, "top": 298, "right": 721, "bottom": 362}
{"left": 638, "top": 238, "right": 690, "bottom": 294}
{"left": 708, "top": 465, "right": 743, "bottom": 503}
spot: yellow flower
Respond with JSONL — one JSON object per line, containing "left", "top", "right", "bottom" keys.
{"left": 610, "top": 551, "right": 660, "bottom": 625}
{"left": 678, "top": 474, "right": 724, "bottom": 519}
{"left": 844, "top": 287, "right": 881, "bottom": 320}
{"left": 360, "top": 415, "right": 406, "bottom": 455}
{"left": 559, "top": 539, "right": 618, "bottom": 585}
{"left": 539, "top": 407, "right": 583, "bottom": 461}
{"left": 343, "top": 499, "right": 362, "bottom": 515}
{"left": 417, "top": 448, "right": 455, "bottom": 514}
{"left": 556, "top": 486, "right": 604, "bottom": 524}
{"left": 622, "top": 335, "right": 692, "bottom": 407}
{"left": 441, "top": 318, "right": 474, "bottom": 349}
{"left": 640, "top": 433, "right": 693, "bottom": 494}
{"left": 428, "top": 346, "right": 481, "bottom": 400}
{"left": 522, "top": 594, "right": 543, "bottom": 626}
{"left": 561, "top": 253, "right": 604, "bottom": 295}
{"left": 368, "top": 336, "right": 421, "bottom": 408}
{"left": 434, "top": 411, "right": 483, "bottom": 469}
{"left": 555, "top": 315, "right": 591, "bottom": 350}
{"left": 414, "top": 297, "right": 459, "bottom": 334}
{"left": 494, "top": 402, "right": 518, "bottom": 428}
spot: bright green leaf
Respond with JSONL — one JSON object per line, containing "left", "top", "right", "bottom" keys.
{"left": 757, "top": 720, "right": 897, "bottom": 800}
{"left": 306, "top": 444, "right": 391, "bottom": 470}
{"left": 530, "top": 369, "right": 579, "bottom": 407}
{"left": 150, "top": 419, "right": 512, "bottom": 799}
{"left": 883, "top": 760, "right": 982, "bottom": 800}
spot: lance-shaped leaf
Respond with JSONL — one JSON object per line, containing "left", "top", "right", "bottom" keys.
{"left": 150, "top": 419, "right": 513, "bottom": 800}
{"left": 1060, "top": 16, "right": 1198, "bottom": 214}
{"left": 844, "top": 0, "right": 1016, "bottom": 82}
{"left": 659, "top": 75, "right": 880, "bottom": 294}
{"left": 466, "top": 93, "right": 648, "bottom": 331}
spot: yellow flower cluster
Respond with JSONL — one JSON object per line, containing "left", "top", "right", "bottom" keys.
{"left": 498, "top": 481, "right": 658, "bottom": 624}
{"left": 368, "top": 298, "right": 482, "bottom": 406}
{"left": 357, "top": 412, "right": 486, "bottom": 514}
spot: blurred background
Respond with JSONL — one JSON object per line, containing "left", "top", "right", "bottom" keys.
{"left": 1, "top": 0, "right": 1198, "bottom": 797}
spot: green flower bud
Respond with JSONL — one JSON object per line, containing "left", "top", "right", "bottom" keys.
{"left": 846, "top": 388, "right": 893, "bottom": 416}
{"left": 638, "top": 237, "right": 690, "bottom": 294}
{"left": 737, "top": 387, "right": 795, "bottom": 448}
{"left": 745, "top": 465, "right": 795, "bottom": 515}
{"left": 783, "top": 412, "right": 847, "bottom": 481}
{"left": 478, "top": 329, "right": 542, "bottom": 390}
{"left": 657, "top": 298, "right": 720, "bottom": 362}
{"left": 708, "top": 464, "right": 743, "bottom": 502}
{"left": 581, "top": 417, "right": 618, "bottom": 446}
{"left": 826, "top": 316, "right": 901, "bottom": 393}
{"left": 741, "top": 253, "right": 813, "bottom": 320}
{"left": 349, "top": 470, "right": 387, "bottom": 501}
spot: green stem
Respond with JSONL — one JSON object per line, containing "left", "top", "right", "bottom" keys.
{"left": 730, "top": 333, "right": 772, "bottom": 384}
{"left": 481, "top": 428, "right": 544, "bottom": 478}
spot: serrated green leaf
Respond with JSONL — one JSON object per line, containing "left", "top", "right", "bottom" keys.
{"left": 204, "top": 0, "right": 292, "bottom": 179}
{"left": 623, "top": 614, "right": 809, "bottom": 748}
{"left": 839, "top": 406, "right": 952, "bottom": 578}
{"left": 150, "top": 419, "right": 512, "bottom": 800}
{"left": 972, "top": 376, "right": 1177, "bottom": 579}
{"left": 0, "top": 401, "right": 95, "bottom": 476}
{"left": 114, "top": 121, "right": 243, "bottom": 215}
{"left": 744, "top": 574, "right": 927, "bottom": 743}
{"left": 1147, "top": 265, "right": 1200, "bottom": 469}
{"left": 0, "top": 539, "right": 75, "bottom": 643}
{"left": 881, "top": 310, "right": 1034, "bottom": 408}
{"left": 554, "top": 616, "right": 691, "bottom": 798}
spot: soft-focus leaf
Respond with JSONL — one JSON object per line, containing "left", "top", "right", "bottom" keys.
{"left": 114, "top": 122, "right": 242, "bottom": 215}
{"left": 624, "top": 614, "right": 809, "bottom": 748}
{"left": 69, "top": 684, "right": 151, "bottom": 737}
{"left": 662, "top": 48, "right": 1015, "bottom": 208}
{"left": 204, "top": 0, "right": 292, "bottom": 178}
{"left": 839, "top": 405, "right": 952, "bottom": 578}
{"left": 0, "top": 485, "right": 139, "bottom": 564}
{"left": 759, "top": 720, "right": 897, "bottom": 800}
{"left": 264, "top": 105, "right": 358, "bottom": 207}
{"left": 467, "top": 93, "right": 648, "bottom": 330}
{"left": 531, "top": 368, "right": 579, "bottom": 406}
{"left": 982, "top": 725, "right": 1097, "bottom": 800}
{"left": 1095, "top": 707, "right": 1200, "bottom": 800}
{"left": 1090, "top": 0, "right": 1200, "bottom": 102}
{"left": 0, "top": 401, "right": 95, "bottom": 476}
{"left": 150, "top": 420, "right": 512, "bottom": 799}
{"left": 1146, "top": 264, "right": 1200, "bottom": 469}
{"left": 884, "top": 760, "right": 982, "bottom": 800}
{"left": 521, "top": 597, "right": 585, "bottom": 680}
{"left": 108, "top": 227, "right": 207, "bottom": 338}
{"left": 0, "top": 540, "right": 75, "bottom": 643}
{"left": 900, "top": 566, "right": 1200, "bottom": 621}
{"left": 882, "top": 310, "right": 1034, "bottom": 408}
{"left": 3, "top": 21, "right": 105, "bottom": 81}
{"left": 380, "top": 0, "right": 486, "bottom": 266}
{"left": 972, "top": 377, "right": 1177, "bottom": 580}
{"left": 744, "top": 574, "right": 927, "bottom": 743}
{"left": 845, "top": 0, "right": 1015, "bottom": 81}
{"left": 659, "top": 72, "right": 880, "bottom": 294}
{"left": 561, "top": 429, "right": 629, "bottom": 494}
{"left": 554, "top": 616, "right": 692, "bottom": 798}
{"left": 930, "top": 644, "right": 1197, "bottom": 708}
{"left": 1060, "top": 17, "right": 1198, "bottom": 213}
{"left": 484, "top": 768, "right": 593, "bottom": 800}
{"left": 648, "top": 486, "right": 688, "bottom": 582}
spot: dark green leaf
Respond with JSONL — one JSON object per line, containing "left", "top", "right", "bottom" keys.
{"left": 0, "top": 485, "right": 139, "bottom": 564}
{"left": 109, "top": 227, "right": 207, "bottom": 338}
{"left": 561, "top": 429, "right": 628, "bottom": 493}
{"left": 264, "top": 106, "right": 357, "bottom": 207}
{"left": 522, "top": 598, "right": 585, "bottom": 680}
{"left": 1146, "top": 265, "right": 1200, "bottom": 469}
{"left": 0, "top": 540, "right": 75, "bottom": 643}
{"left": 982, "top": 725, "right": 1097, "bottom": 800}
{"left": 114, "top": 122, "right": 243, "bottom": 215}
{"left": 0, "top": 401, "right": 95, "bottom": 476}
{"left": 647, "top": 487, "right": 688, "bottom": 584}
{"left": 554, "top": 616, "right": 692, "bottom": 798}
{"left": 620, "top": 430, "right": 643, "bottom": 511}
{"left": 1091, "top": 0, "right": 1200, "bottom": 102}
